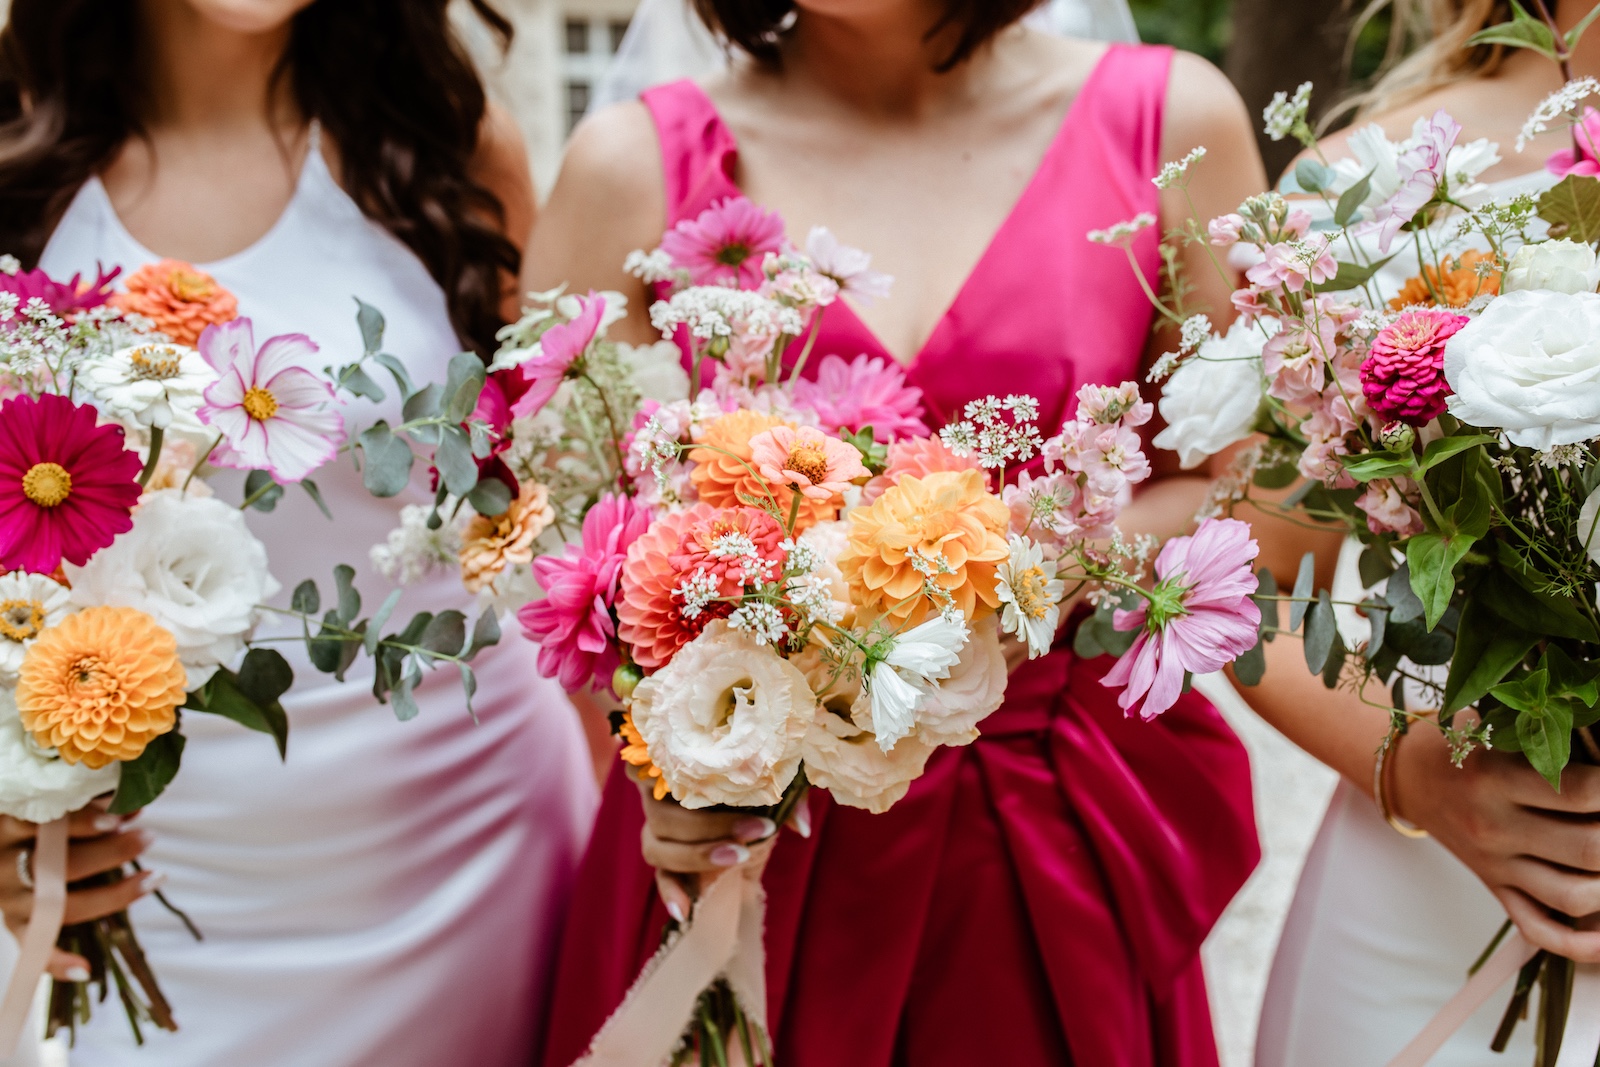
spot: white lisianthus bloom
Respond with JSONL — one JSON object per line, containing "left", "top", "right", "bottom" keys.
{"left": 916, "top": 615, "right": 1008, "bottom": 748}
{"left": 618, "top": 340, "right": 691, "bottom": 404}
{"left": 867, "top": 614, "right": 968, "bottom": 751}
{"left": 78, "top": 342, "right": 215, "bottom": 439}
{"left": 995, "top": 539, "right": 1066, "bottom": 660}
{"left": 629, "top": 621, "right": 814, "bottom": 809}
{"left": 1503, "top": 240, "right": 1600, "bottom": 294}
{"left": 64, "top": 490, "right": 280, "bottom": 688}
{"left": 1153, "top": 321, "right": 1269, "bottom": 470}
{"left": 0, "top": 687, "right": 119, "bottom": 823}
{"left": 1580, "top": 489, "right": 1600, "bottom": 569}
{"left": 0, "top": 573, "right": 72, "bottom": 683}
{"left": 1443, "top": 290, "right": 1600, "bottom": 448}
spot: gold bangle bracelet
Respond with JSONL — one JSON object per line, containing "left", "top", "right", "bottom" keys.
{"left": 1374, "top": 724, "right": 1429, "bottom": 839}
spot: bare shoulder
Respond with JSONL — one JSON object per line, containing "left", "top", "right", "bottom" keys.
{"left": 550, "top": 100, "right": 664, "bottom": 222}
{"left": 1163, "top": 52, "right": 1257, "bottom": 162}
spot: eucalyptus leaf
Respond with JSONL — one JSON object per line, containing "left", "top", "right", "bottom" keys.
{"left": 243, "top": 469, "right": 284, "bottom": 513}
{"left": 466, "top": 476, "right": 512, "bottom": 518}
{"left": 1304, "top": 591, "right": 1337, "bottom": 674}
{"left": 392, "top": 672, "right": 421, "bottom": 722}
{"left": 372, "top": 352, "right": 416, "bottom": 399}
{"left": 1365, "top": 598, "right": 1388, "bottom": 659}
{"left": 341, "top": 365, "right": 385, "bottom": 404}
{"left": 1359, "top": 545, "right": 1397, "bottom": 588}
{"left": 420, "top": 610, "right": 467, "bottom": 657}
{"left": 1289, "top": 552, "right": 1316, "bottom": 632}
{"left": 1295, "top": 159, "right": 1331, "bottom": 194}
{"left": 358, "top": 422, "right": 415, "bottom": 498}
{"left": 355, "top": 298, "right": 386, "bottom": 355}
{"left": 443, "top": 352, "right": 487, "bottom": 425}
{"left": 301, "top": 478, "right": 333, "bottom": 521}
{"left": 402, "top": 383, "right": 443, "bottom": 423}
{"left": 435, "top": 426, "right": 480, "bottom": 497}
{"left": 291, "top": 579, "right": 320, "bottom": 616}
{"left": 459, "top": 663, "right": 479, "bottom": 721}
{"left": 110, "top": 731, "right": 186, "bottom": 814}
{"left": 1386, "top": 563, "right": 1424, "bottom": 624}
{"left": 1320, "top": 631, "right": 1347, "bottom": 688}
{"left": 188, "top": 665, "right": 289, "bottom": 759}
{"left": 1234, "top": 635, "right": 1267, "bottom": 686}
{"left": 364, "top": 588, "right": 405, "bottom": 657}
{"left": 334, "top": 564, "right": 361, "bottom": 624}
{"left": 465, "top": 609, "right": 502, "bottom": 661}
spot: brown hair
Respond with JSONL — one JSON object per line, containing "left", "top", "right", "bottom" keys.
{"left": 1340, "top": 0, "right": 1512, "bottom": 120}
{"left": 691, "top": 0, "right": 1046, "bottom": 72}
{"left": 0, "top": 0, "right": 519, "bottom": 358}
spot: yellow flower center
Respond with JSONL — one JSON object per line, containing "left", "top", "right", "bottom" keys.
{"left": 242, "top": 386, "right": 279, "bottom": 421}
{"left": 1011, "top": 566, "right": 1052, "bottom": 620}
{"left": 21, "top": 462, "right": 71, "bottom": 507}
{"left": 784, "top": 445, "right": 830, "bottom": 486}
{"left": 0, "top": 598, "right": 44, "bottom": 643}
{"left": 168, "top": 268, "right": 216, "bottom": 303}
{"left": 127, "top": 344, "right": 183, "bottom": 380}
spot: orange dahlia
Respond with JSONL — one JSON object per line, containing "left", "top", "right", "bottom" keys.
{"left": 16, "top": 606, "right": 187, "bottom": 769}
{"left": 619, "top": 710, "right": 671, "bottom": 800}
{"left": 111, "top": 259, "right": 239, "bottom": 346}
{"left": 838, "top": 468, "right": 1010, "bottom": 626}
{"left": 459, "top": 481, "right": 555, "bottom": 593}
{"left": 1388, "top": 249, "right": 1501, "bottom": 311}
{"left": 688, "top": 410, "right": 836, "bottom": 531}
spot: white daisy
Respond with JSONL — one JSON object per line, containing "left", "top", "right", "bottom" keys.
{"left": 996, "top": 536, "right": 1065, "bottom": 660}
{"left": 0, "top": 571, "right": 73, "bottom": 682}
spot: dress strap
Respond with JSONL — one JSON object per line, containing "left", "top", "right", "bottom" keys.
{"left": 1075, "top": 43, "right": 1175, "bottom": 198}
{"left": 641, "top": 80, "right": 741, "bottom": 226}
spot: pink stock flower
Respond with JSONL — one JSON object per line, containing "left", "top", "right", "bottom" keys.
{"left": 197, "top": 318, "right": 344, "bottom": 483}
{"left": 1208, "top": 214, "right": 1245, "bottom": 246}
{"left": 519, "top": 493, "right": 651, "bottom": 693}
{"left": 1246, "top": 236, "right": 1337, "bottom": 293}
{"left": 1231, "top": 286, "right": 1269, "bottom": 325}
{"left": 0, "top": 266, "right": 120, "bottom": 319}
{"left": 1361, "top": 308, "right": 1468, "bottom": 425}
{"left": 790, "top": 354, "right": 929, "bottom": 443}
{"left": 509, "top": 292, "right": 605, "bottom": 420}
{"left": 1262, "top": 314, "right": 1339, "bottom": 403}
{"left": 1102, "top": 517, "right": 1261, "bottom": 721}
{"left": 749, "top": 424, "right": 869, "bottom": 502}
{"left": 661, "top": 197, "right": 786, "bottom": 289}
{"left": 1369, "top": 110, "right": 1460, "bottom": 253}
{"left": 1547, "top": 107, "right": 1600, "bottom": 178}
{"left": 1358, "top": 479, "right": 1425, "bottom": 537}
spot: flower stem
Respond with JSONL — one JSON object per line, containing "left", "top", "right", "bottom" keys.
{"left": 135, "top": 425, "right": 165, "bottom": 489}
{"left": 182, "top": 432, "right": 223, "bottom": 493}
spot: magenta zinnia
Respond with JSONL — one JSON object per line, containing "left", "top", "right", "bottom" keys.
{"left": 660, "top": 196, "right": 786, "bottom": 289}
{"left": 0, "top": 393, "right": 143, "bottom": 574}
{"left": 1360, "top": 308, "right": 1468, "bottom": 426}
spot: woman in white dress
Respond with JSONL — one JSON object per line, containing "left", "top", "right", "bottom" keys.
{"left": 1251, "top": 3, "right": 1600, "bottom": 1062}
{"left": 0, "top": 1, "right": 596, "bottom": 1065}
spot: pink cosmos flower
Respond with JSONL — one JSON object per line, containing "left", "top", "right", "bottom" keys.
{"left": 790, "top": 354, "right": 929, "bottom": 443}
{"left": 1547, "top": 107, "right": 1600, "bottom": 178}
{"left": 519, "top": 492, "right": 651, "bottom": 693}
{"left": 1369, "top": 110, "right": 1460, "bottom": 253}
{"left": 661, "top": 197, "right": 786, "bottom": 289}
{"left": 509, "top": 292, "right": 605, "bottom": 420}
{"left": 1246, "top": 236, "right": 1337, "bottom": 293}
{"left": 1360, "top": 308, "right": 1468, "bottom": 425}
{"left": 804, "top": 227, "right": 894, "bottom": 303}
{"left": 0, "top": 266, "right": 120, "bottom": 319}
{"left": 749, "top": 424, "right": 870, "bottom": 502}
{"left": 1358, "top": 479, "right": 1425, "bottom": 537}
{"left": 197, "top": 317, "right": 345, "bottom": 483}
{"left": 1102, "top": 517, "right": 1261, "bottom": 721}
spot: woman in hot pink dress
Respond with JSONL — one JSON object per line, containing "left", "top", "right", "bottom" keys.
{"left": 527, "top": 3, "right": 1275, "bottom": 1063}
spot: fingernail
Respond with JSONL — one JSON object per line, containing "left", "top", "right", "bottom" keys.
{"left": 710, "top": 844, "right": 750, "bottom": 868}
{"left": 138, "top": 871, "right": 166, "bottom": 893}
{"left": 127, "top": 828, "right": 154, "bottom": 849}
{"left": 666, "top": 900, "right": 686, "bottom": 923}
{"left": 92, "top": 814, "right": 121, "bottom": 833}
{"left": 732, "top": 817, "right": 776, "bottom": 843}
{"left": 794, "top": 804, "right": 812, "bottom": 839}
{"left": 63, "top": 967, "right": 89, "bottom": 983}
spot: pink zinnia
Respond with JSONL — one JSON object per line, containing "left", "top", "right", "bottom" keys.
{"left": 0, "top": 393, "right": 143, "bottom": 574}
{"left": 509, "top": 292, "right": 605, "bottom": 420}
{"left": 1360, "top": 308, "right": 1467, "bottom": 426}
{"left": 791, "top": 354, "right": 928, "bottom": 443}
{"left": 1547, "top": 107, "right": 1600, "bottom": 178}
{"left": 197, "top": 317, "right": 345, "bottom": 483}
{"left": 660, "top": 197, "right": 786, "bottom": 289}
{"left": 749, "top": 424, "right": 869, "bottom": 502}
{"left": 1102, "top": 517, "right": 1261, "bottom": 721}
{"left": 519, "top": 492, "right": 651, "bottom": 693}
{"left": 0, "top": 265, "right": 119, "bottom": 319}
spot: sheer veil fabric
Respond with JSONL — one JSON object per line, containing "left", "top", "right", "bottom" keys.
{"left": 592, "top": 0, "right": 1140, "bottom": 110}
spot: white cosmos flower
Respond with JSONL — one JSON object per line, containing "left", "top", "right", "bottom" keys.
{"left": 0, "top": 687, "right": 119, "bottom": 823}
{"left": 916, "top": 615, "right": 1008, "bottom": 747}
{"left": 867, "top": 614, "right": 968, "bottom": 751}
{"left": 0, "top": 573, "right": 72, "bottom": 683}
{"left": 64, "top": 490, "right": 280, "bottom": 688}
{"left": 78, "top": 342, "right": 214, "bottom": 440}
{"left": 792, "top": 648, "right": 934, "bottom": 814}
{"left": 996, "top": 538, "right": 1066, "bottom": 660}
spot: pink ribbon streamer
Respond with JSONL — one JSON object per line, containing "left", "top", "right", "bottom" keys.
{"left": 1386, "top": 931, "right": 1538, "bottom": 1067}
{"left": 573, "top": 864, "right": 767, "bottom": 1067}
{"left": 0, "top": 818, "right": 68, "bottom": 1059}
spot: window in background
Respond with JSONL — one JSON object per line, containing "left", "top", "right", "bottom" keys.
{"left": 561, "top": 11, "right": 632, "bottom": 135}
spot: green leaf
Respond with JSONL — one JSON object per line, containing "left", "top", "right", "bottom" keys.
{"left": 1334, "top": 169, "right": 1375, "bottom": 227}
{"left": 1406, "top": 532, "right": 1475, "bottom": 630}
{"left": 1419, "top": 434, "right": 1498, "bottom": 473}
{"left": 364, "top": 589, "right": 405, "bottom": 656}
{"left": 1359, "top": 545, "right": 1397, "bottom": 588}
{"left": 1073, "top": 599, "right": 1137, "bottom": 659}
{"left": 334, "top": 564, "right": 361, "bottom": 624}
{"left": 300, "top": 479, "right": 333, "bottom": 521}
{"left": 1233, "top": 634, "right": 1266, "bottom": 686}
{"left": 1295, "top": 159, "right": 1331, "bottom": 194}
{"left": 443, "top": 352, "right": 487, "bottom": 425}
{"left": 110, "top": 731, "right": 186, "bottom": 814}
{"left": 371, "top": 352, "right": 416, "bottom": 399}
{"left": 189, "top": 663, "right": 290, "bottom": 759}
{"left": 1304, "top": 590, "right": 1338, "bottom": 674}
{"left": 392, "top": 663, "right": 423, "bottom": 722}
{"left": 465, "top": 609, "right": 501, "bottom": 661}
{"left": 1386, "top": 607, "right": 1458, "bottom": 666}
{"left": 466, "top": 476, "right": 512, "bottom": 518}
{"left": 243, "top": 469, "right": 284, "bottom": 512}
{"left": 1386, "top": 563, "right": 1424, "bottom": 624}
{"left": 1514, "top": 699, "right": 1572, "bottom": 791}
{"left": 1480, "top": 567, "right": 1600, "bottom": 642}
{"left": 1341, "top": 451, "right": 1415, "bottom": 482}
{"left": 1547, "top": 645, "right": 1600, "bottom": 709}
{"left": 358, "top": 422, "right": 415, "bottom": 498}
{"left": 1321, "top": 631, "right": 1347, "bottom": 688}
{"left": 1443, "top": 601, "right": 1538, "bottom": 714}
{"left": 237, "top": 648, "right": 294, "bottom": 705}
{"left": 435, "top": 425, "right": 480, "bottom": 498}
{"left": 1538, "top": 174, "right": 1600, "bottom": 243}
{"left": 1321, "top": 254, "right": 1398, "bottom": 293}
{"left": 402, "top": 382, "right": 443, "bottom": 423}
{"left": 355, "top": 298, "right": 386, "bottom": 355}
{"left": 459, "top": 663, "right": 479, "bottom": 721}
{"left": 420, "top": 610, "right": 467, "bottom": 657}
{"left": 341, "top": 365, "right": 385, "bottom": 404}
{"left": 1365, "top": 597, "right": 1388, "bottom": 658}
{"left": 1467, "top": 1, "right": 1560, "bottom": 59}
{"left": 1289, "top": 552, "right": 1316, "bottom": 632}
{"left": 291, "top": 579, "right": 320, "bottom": 616}
{"left": 1569, "top": 2, "right": 1600, "bottom": 48}
{"left": 1252, "top": 458, "right": 1300, "bottom": 490}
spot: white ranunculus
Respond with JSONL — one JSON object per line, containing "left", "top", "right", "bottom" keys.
{"left": 630, "top": 621, "right": 814, "bottom": 809}
{"left": 867, "top": 614, "right": 968, "bottom": 750}
{"left": 1153, "top": 321, "right": 1269, "bottom": 470}
{"left": 64, "top": 490, "right": 280, "bottom": 688}
{"left": 78, "top": 343, "right": 215, "bottom": 441}
{"left": 1580, "top": 489, "right": 1600, "bottom": 569}
{"left": 0, "top": 573, "right": 72, "bottom": 683}
{"left": 1503, "top": 240, "right": 1600, "bottom": 294}
{"left": 916, "top": 615, "right": 1008, "bottom": 748}
{"left": 0, "top": 687, "right": 118, "bottom": 823}
{"left": 1443, "top": 289, "right": 1600, "bottom": 449}
{"left": 618, "top": 340, "right": 691, "bottom": 404}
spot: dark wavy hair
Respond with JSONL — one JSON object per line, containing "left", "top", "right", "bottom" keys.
{"left": 692, "top": 0, "right": 1045, "bottom": 71}
{"left": 0, "top": 0, "right": 519, "bottom": 358}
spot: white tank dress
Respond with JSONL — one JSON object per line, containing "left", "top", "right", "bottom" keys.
{"left": 36, "top": 135, "right": 598, "bottom": 1066}
{"left": 1256, "top": 170, "right": 1555, "bottom": 1067}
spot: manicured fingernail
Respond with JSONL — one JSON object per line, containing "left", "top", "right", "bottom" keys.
{"left": 63, "top": 967, "right": 89, "bottom": 983}
{"left": 93, "top": 814, "right": 121, "bottom": 833}
{"left": 732, "top": 817, "right": 776, "bottom": 843}
{"left": 139, "top": 871, "right": 166, "bottom": 893}
{"left": 666, "top": 900, "right": 686, "bottom": 923}
{"left": 794, "top": 804, "right": 812, "bottom": 839}
{"left": 126, "top": 828, "right": 153, "bottom": 849}
{"left": 710, "top": 844, "right": 750, "bottom": 868}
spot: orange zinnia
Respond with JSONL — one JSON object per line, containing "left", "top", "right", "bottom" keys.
{"left": 688, "top": 410, "right": 836, "bottom": 531}
{"left": 619, "top": 710, "right": 671, "bottom": 800}
{"left": 111, "top": 259, "right": 239, "bottom": 346}
{"left": 16, "top": 606, "right": 186, "bottom": 769}
{"left": 1388, "top": 249, "right": 1501, "bottom": 311}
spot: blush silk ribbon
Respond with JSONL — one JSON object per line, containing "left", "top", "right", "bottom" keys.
{"left": 1385, "top": 931, "right": 1600, "bottom": 1067}
{"left": 0, "top": 818, "right": 68, "bottom": 1059}
{"left": 573, "top": 862, "right": 767, "bottom": 1067}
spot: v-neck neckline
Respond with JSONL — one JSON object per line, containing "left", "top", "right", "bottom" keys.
{"left": 681, "top": 43, "right": 1116, "bottom": 369}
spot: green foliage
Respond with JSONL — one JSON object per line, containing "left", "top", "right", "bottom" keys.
{"left": 111, "top": 731, "right": 186, "bottom": 814}
{"left": 1129, "top": 0, "right": 1231, "bottom": 62}
{"left": 1538, "top": 175, "right": 1600, "bottom": 243}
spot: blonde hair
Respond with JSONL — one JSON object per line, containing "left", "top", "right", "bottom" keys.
{"left": 1335, "top": 0, "right": 1512, "bottom": 121}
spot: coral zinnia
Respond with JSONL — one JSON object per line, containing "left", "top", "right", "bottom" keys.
{"left": 689, "top": 410, "right": 836, "bottom": 531}
{"left": 1361, "top": 307, "right": 1469, "bottom": 425}
{"left": 660, "top": 196, "right": 787, "bottom": 289}
{"left": 1388, "top": 249, "right": 1501, "bottom": 311}
{"left": 16, "top": 605, "right": 187, "bottom": 768}
{"left": 111, "top": 259, "right": 238, "bottom": 346}
{"left": 0, "top": 393, "right": 143, "bottom": 574}
{"left": 861, "top": 435, "right": 981, "bottom": 504}
{"left": 749, "top": 424, "right": 869, "bottom": 503}
{"left": 839, "top": 468, "right": 1010, "bottom": 626}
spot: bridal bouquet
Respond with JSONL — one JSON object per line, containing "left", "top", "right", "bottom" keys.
{"left": 402, "top": 197, "right": 1261, "bottom": 1066}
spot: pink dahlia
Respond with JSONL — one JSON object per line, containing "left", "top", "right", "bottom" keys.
{"left": 0, "top": 265, "right": 120, "bottom": 319}
{"left": 509, "top": 292, "right": 605, "bottom": 420}
{"left": 791, "top": 354, "right": 928, "bottom": 443}
{"left": 1102, "top": 517, "right": 1261, "bottom": 721}
{"left": 0, "top": 393, "right": 143, "bottom": 574}
{"left": 197, "top": 317, "right": 346, "bottom": 483}
{"left": 519, "top": 493, "right": 651, "bottom": 693}
{"left": 1547, "top": 107, "right": 1600, "bottom": 178}
{"left": 861, "top": 435, "right": 980, "bottom": 504}
{"left": 749, "top": 424, "right": 869, "bottom": 502}
{"left": 660, "top": 197, "right": 786, "bottom": 289}
{"left": 1360, "top": 308, "right": 1467, "bottom": 426}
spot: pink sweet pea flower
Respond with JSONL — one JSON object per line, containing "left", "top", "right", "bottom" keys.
{"left": 1368, "top": 110, "right": 1460, "bottom": 253}
{"left": 509, "top": 291, "right": 606, "bottom": 420}
{"left": 1547, "top": 107, "right": 1600, "bottom": 178}
{"left": 661, "top": 197, "right": 787, "bottom": 289}
{"left": 790, "top": 354, "right": 929, "bottom": 442}
{"left": 197, "top": 317, "right": 345, "bottom": 483}
{"left": 1102, "top": 517, "right": 1261, "bottom": 720}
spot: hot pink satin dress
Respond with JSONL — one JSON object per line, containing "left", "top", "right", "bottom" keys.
{"left": 541, "top": 44, "right": 1259, "bottom": 1067}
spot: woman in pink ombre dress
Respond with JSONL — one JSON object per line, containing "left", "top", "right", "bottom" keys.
{"left": 526, "top": 3, "right": 1271, "bottom": 1063}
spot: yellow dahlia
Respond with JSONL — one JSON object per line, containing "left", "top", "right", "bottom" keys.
{"left": 459, "top": 481, "right": 554, "bottom": 593}
{"left": 16, "top": 606, "right": 186, "bottom": 769}
{"left": 688, "top": 410, "right": 836, "bottom": 531}
{"left": 838, "top": 468, "right": 1010, "bottom": 626}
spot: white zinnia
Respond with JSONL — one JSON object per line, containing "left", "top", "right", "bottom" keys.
{"left": 629, "top": 621, "right": 814, "bottom": 809}
{"left": 0, "top": 572, "right": 72, "bottom": 683}
{"left": 78, "top": 342, "right": 214, "bottom": 439}
{"left": 1153, "top": 321, "right": 1269, "bottom": 470}
{"left": 915, "top": 615, "right": 1008, "bottom": 748}
{"left": 793, "top": 649, "right": 934, "bottom": 814}
{"left": 1443, "top": 289, "right": 1600, "bottom": 449}
{"left": 1503, "top": 240, "right": 1600, "bottom": 295}
{"left": 995, "top": 538, "right": 1066, "bottom": 661}
{"left": 65, "top": 490, "right": 280, "bottom": 688}
{"left": 0, "top": 687, "right": 119, "bottom": 823}
{"left": 867, "top": 615, "right": 968, "bottom": 751}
